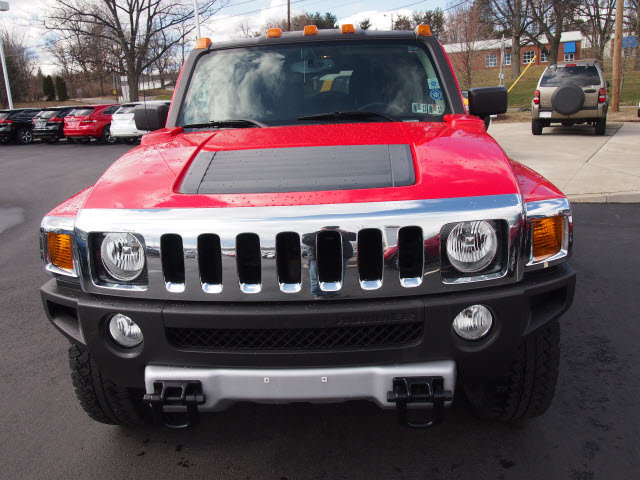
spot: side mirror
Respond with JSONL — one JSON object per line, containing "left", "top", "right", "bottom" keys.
{"left": 468, "top": 86, "right": 508, "bottom": 117}
{"left": 134, "top": 103, "right": 170, "bottom": 132}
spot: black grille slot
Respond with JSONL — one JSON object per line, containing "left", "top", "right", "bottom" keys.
{"left": 316, "top": 230, "right": 343, "bottom": 285}
{"left": 236, "top": 233, "right": 261, "bottom": 286}
{"left": 161, "top": 234, "right": 185, "bottom": 285}
{"left": 167, "top": 322, "right": 423, "bottom": 351}
{"left": 357, "top": 228, "right": 383, "bottom": 282}
{"left": 276, "top": 232, "right": 301, "bottom": 285}
{"left": 398, "top": 226, "right": 424, "bottom": 279}
{"left": 198, "top": 234, "right": 222, "bottom": 286}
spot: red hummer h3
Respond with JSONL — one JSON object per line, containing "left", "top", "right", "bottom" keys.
{"left": 40, "top": 26, "right": 574, "bottom": 428}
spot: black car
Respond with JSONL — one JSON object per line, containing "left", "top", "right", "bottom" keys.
{"left": 32, "top": 106, "right": 77, "bottom": 143}
{"left": 0, "top": 108, "right": 42, "bottom": 145}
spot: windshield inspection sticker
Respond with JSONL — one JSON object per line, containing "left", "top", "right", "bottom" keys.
{"left": 412, "top": 103, "right": 440, "bottom": 115}
{"left": 427, "top": 78, "right": 440, "bottom": 89}
{"left": 429, "top": 89, "right": 443, "bottom": 101}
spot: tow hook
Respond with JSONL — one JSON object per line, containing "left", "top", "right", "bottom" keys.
{"left": 143, "top": 381, "right": 206, "bottom": 429}
{"left": 387, "top": 377, "right": 453, "bottom": 428}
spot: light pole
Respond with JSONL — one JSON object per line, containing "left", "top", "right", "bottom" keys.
{"left": 0, "top": 0, "right": 13, "bottom": 109}
{"left": 193, "top": 0, "right": 201, "bottom": 38}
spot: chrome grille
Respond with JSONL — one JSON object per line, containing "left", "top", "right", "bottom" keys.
{"left": 74, "top": 195, "right": 525, "bottom": 301}
{"left": 166, "top": 322, "right": 423, "bottom": 351}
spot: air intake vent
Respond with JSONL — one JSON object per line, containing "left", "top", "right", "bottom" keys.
{"left": 316, "top": 230, "right": 343, "bottom": 291}
{"left": 398, "top": 226, "right": 424, "bottom": 287}
{"left": 357, "top": 228, "right": 383, "bottom": 290}
{"left": 236, "top": 233, "right": 261, "bottom": 293}
{"left": 161, "top": 234, "right": 185, "bottom": 292}
{"left": 198, "top": 234, "right": 222, "bottom": 293}
{"left": 276, "top": 232, "right": 301, "bottom": 293}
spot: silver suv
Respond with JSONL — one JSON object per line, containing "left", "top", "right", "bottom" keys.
{"left": 532, "top": 61, "right": 608, "bottom": 136}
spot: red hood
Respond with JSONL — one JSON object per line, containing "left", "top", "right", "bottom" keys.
{"left": 82, "top": 119, "right": 522, "bottom": 210}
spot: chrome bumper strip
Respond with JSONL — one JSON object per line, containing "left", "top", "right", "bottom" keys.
{"left": 145, "top": 361, "right": 456, "bottom": 411}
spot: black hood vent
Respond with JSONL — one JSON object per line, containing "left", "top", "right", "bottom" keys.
{"left": 179, "top": 144, "right": 415, "bottom": 194}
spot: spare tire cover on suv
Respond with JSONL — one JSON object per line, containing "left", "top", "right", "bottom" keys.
{"left": 551, "top": 85, "right": 585, "bottom": 116}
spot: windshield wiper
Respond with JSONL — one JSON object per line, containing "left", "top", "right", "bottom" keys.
{"left": 297, "top": 111, "right": 394, "bottom": 122}
{"left": 181, "top": 119, "right": 267, "bottom": 129}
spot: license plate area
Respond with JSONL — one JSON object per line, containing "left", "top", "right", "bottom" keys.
{"left": 539, "top": 111, "right": 552, "bottom": 118}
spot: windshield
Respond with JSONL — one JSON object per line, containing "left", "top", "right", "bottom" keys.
{"left": 69, "top": 108, "right": 94, "bottom": 117}
{"left": 178, "top": 40, "right": 449, "bottom": 127}
{"left": 117, "top": 105, "right": 138, "bottom": 114}
{"left": 36, "top": 110, "right": 60, "bottom": 119}
{"left": 541, "top": 66, "right": 602, "bottom": 87}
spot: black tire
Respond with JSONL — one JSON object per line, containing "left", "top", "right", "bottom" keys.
{"left": 594, "top": 116, "right": 606, "bottom": 136}
{"left": 101, "top": 124, "right": 117, "bottom": 144}
{"left": 68, "top": 344, "right": 151, "bottom": 426}
{"left": 464, "top": 320, "right": 560, "bottom": 422}
{"left": 531, "top": 119, "right": 543, "bottom": 135}
{"left": 16, "top": 127, "right": 33, "bottom": 145}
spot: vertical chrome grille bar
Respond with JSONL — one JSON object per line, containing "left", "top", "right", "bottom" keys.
{"left": 398, "top": 226, "right": 424, "bottom": 288}
{"left": 160, "top": 234, "right": 186, "bottom": 292}
{"left": 316, "top": 230, "right": 343, "bottom": 292}
{"left": 198, "top": 234, "right": 223, "bottom": 293}
{"left": 276, "top": 232, "right": 302, "bottom": 293}
{"left": 236, "top": 233, "right": 262, "bottom": 294}
{"left": 357, "top": 228, "right": 384, "bottom": 290}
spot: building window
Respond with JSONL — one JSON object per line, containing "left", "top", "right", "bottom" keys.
{"left": 540, "top": 51, "right": 547, "bottom": 62}
{"left": 503, "top": 53, "right": 511, "bottom": 66}
{"left": 523, "top": 51, "right": 535, "bottom": 64}
{"left": 485, "top": 54, "right": 497, "bottom": 67}
{"left": 564, "top": 52, "right": 575, "bottom": 62}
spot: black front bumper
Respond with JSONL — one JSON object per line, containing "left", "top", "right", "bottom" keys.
{"left": 41, "top": 264, "right": 575, "bottom": 388}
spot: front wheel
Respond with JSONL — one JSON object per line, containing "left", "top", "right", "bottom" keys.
{"left": 17, "top": 127, "right": 33, "bottom": 145}
{"left": 594, "top": 116, "right": 606, "bottom": 136}
{"left": 531, "top": 119, "right": 543, "bottom": 135}
{"left": 101, "top": 124, "right": 117, "bottom": 144}
{"left": 68, "top": 344, "right": 151, "bottom": 426}
{"left": 464, "top": 320, "right": 560, "bottom": 422}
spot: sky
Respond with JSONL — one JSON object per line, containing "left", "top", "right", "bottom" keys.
{"left": 0, "top": 0, "right": 453, "bottom": 75}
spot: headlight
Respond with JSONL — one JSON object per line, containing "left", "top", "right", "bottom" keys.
{"left": 100, "top": 233, "right": 145, "bottom": 281}
{"left": 446, "top": 221, "right": 497, "bottom": 273}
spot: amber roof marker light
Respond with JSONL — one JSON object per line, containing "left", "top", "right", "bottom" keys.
{"left": 267, "top": 28, "right": 282, "bottom": 38}
{"left": 341, "top": 24, "right": 355, "bottom": 34}
{"left": 194, "top": 37, "right": 212, "bottom": 49}
{"left": 415, "top": 24, "right": 432, "bottom": 36}
{"left": 303, "top": 25, "right": 318, "bottom": 36}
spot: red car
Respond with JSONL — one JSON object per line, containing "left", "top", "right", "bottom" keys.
{"left": 63, "top": 104, "right": 120, "bottom": 143}
{"left": 39, "top": 26, "right": 575, "bottom": 430}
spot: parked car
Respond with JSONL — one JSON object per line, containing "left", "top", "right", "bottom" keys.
{"left": 32, "top": 106, "right": 77, "bottom": 143}
{"left": 0, "top": 108, "right": 41, "bottom": 144}
{"left": 63, "top": 104, "right": 120, "bottom": 143}
{"left": 531, "top": 60, "right": 608, "bottom": 135}
{"left": 111, "top": 100, "right": 171, "bottom": 143}
{"left": 39, "top": 26, "right": 574, "bottom": 430}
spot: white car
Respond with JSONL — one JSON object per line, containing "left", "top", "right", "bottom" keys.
{"left": 110, "top": 101, "right": 171, "bottom": 142}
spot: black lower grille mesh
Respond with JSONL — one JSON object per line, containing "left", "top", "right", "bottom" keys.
{"left": 166, "top": 322, "right": 423, "bottom": 351}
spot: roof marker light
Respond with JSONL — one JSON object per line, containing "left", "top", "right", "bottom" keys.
{"left": 194, "top": 37, "right": 212, "bottom": 49}
{"left": 416, "top": 24, "right": 431, "bottom": 36}
{"left": 303, "top": 25, "right": 318, "bottom": 36}
{"left": 341, "top": 24, "right": 355, "bottom": 34}
{"left": 267, "top": 28, "right": 282, "bottom": 38}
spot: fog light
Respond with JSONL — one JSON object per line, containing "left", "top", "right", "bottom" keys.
{"left": 108, "top": 314, "right": 143, "bottom": 348}
{"left": 453, "top": 305, "right": 493, "bottom": 340}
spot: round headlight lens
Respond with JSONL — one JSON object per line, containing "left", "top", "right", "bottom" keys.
{"left": 446, "top": 221, "right": 497, "bottom": 273}
{"left": 100, "top": 233, "right": 145, "bottom": 281}
{"left": 453, "top": 305, "right": 493, "bottom": 340}
{"left": 108, "top": 313, "right": 143, "bottom": 348}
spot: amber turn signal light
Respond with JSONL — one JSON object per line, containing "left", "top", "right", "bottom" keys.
{"left": 532, "top": 217, "right": 564, "bottom": 262}
{"left": 48, "top": 232, "right": 74, "bottom": 272}
{"left": 267, "top": 28, "right": 282, "bottom": 38}
{"left": 415, "top": 24, "right": 431, "bottom": 36}
{"left": 194, "top": 37, "right": 212, "bottom": 49}
{"left": 303, "top": 25, "right": 318, "bottom": 36}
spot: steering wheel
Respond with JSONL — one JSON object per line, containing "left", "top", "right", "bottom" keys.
{"left": 357, "top": 102, "right": 405, "bottom": 114}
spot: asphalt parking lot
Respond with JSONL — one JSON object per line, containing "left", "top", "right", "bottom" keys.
{"left": 1, "top": 139, "right": 639, "bottom": 479}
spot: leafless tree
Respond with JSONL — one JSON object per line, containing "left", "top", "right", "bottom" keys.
{"left": 525, "top": 0, "right": 580, "bottom": 64}
{"left": 447, "top": 3, "right": 485, "bottom": 89}
{"left": 492, "top": 0, "right": 533, "bottom": 77}
{"left": 237, "top": 17, "right": 260, "bottom": 38}
{"left": 0, "top": 27, "right": 37, "bottom": 105}
{"left": 577, "top": 0, "right": 616, "bottom": 64}
{"left": 42, "top": 0, "right": 228, "bottom": 101}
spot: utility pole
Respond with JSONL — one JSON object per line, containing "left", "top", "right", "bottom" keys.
{"left": 193, "top": 0, "right": 201, "bottom": 38}
{"left": 612, "top": 0, "right": 624, "bottom": 113}
{"left": 287, "top": 0, "right": 291, "bottom": 32}
{"left": 0, "top": 1, "right": 12, "bottom": 109}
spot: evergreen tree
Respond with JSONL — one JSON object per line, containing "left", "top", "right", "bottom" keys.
{"left": 358, "top": 18, "right": 372, "bottom": 30}
{"left": 42, "top": 75, "right": 55, "bottom": 100}
{"left": 55, "top": 76, "right": 69, "bottom": 101}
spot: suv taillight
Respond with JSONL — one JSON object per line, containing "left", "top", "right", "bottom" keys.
{"left": 598, "top": 88, "right": 606, "bottom": 103}
{"left": 533, "top": 90, "right": 540, "bottom": 105}
{"left": 49, "top": 117, "right": 64, "bottom": 123}
{"left": 0, "top": 119, "right": 12, "bottom": 124}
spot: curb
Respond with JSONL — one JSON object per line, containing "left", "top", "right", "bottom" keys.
{"left": 568, "top": 191, "right": 640, "bottom": 203}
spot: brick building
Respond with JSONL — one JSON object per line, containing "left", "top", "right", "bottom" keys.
{"left": 444, "top": 31, "right": 583, "bottom": 71}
